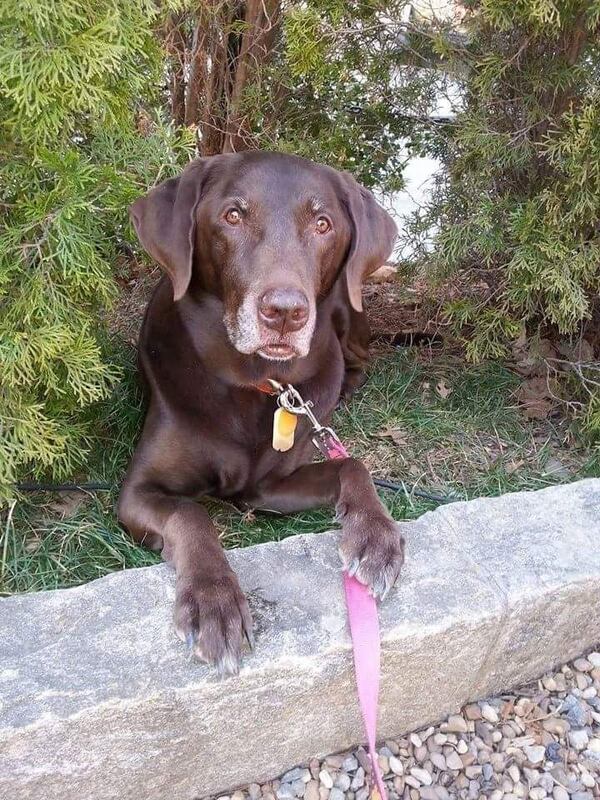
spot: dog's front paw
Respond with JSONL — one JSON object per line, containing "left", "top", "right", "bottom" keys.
{"left": 174, "top": 571, "right": 253, "bottom": 676}
{"left": 339, "top": 510, "right": 405, "bottom": 600}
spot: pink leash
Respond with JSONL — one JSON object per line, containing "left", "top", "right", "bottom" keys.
{"left": 265, "top": 380, "right": 387, "bottom": 799}
{"left": 324, "top": 437, "right": 388, "bottom": 800}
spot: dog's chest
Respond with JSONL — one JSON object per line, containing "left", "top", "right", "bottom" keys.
{"left": 209, "top": 381, "right": 340, "bottom": 498}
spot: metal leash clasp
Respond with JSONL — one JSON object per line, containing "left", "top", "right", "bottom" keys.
{"left": 266, "top": 379, "right": 346, "bottom": 457}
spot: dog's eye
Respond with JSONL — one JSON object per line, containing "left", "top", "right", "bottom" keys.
{"left": 225, "top": 208, "right": 242, "bottom": 225}
{"left": 315, "top": 216, "right": 331, "bottom": 234}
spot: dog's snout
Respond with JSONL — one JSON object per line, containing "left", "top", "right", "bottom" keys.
{"left": 258, "top": 287, "right": 309, "bottom": 333}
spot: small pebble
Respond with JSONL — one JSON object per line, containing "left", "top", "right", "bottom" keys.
{"left": 318, "top": 771, "right": 333, "bottom": 790}
{"left": 404, "top": 776, "right": 421, "bottom": 789}
{"left": 304, "top": 782, "right": 319, "bottom": 800}
{"left": 445, "top": 715, "right": 468, "bottom": 733}
{"left": 546, "top": 742, "right": 563, "bottom": 762}
{"left": 552, "top": 788, "right": 569, "bottom": 800}
{"left": 276, "top": 785, "right": 295, "bottom": 800}
{"left": 580, "top": 771, "right": 595, "bottom": 788}
{"left": 430, "top": 752, "right": 446, "bottom": 771}
{"left": 543, "top": 718, "right": 570, "bottom": 735}
{"left": 524, "top": 745, "right": 546, "bottom": 764}
{"left": 587, "top": 652, "right": 600, "bottom": 668}
{"left": 529, "top": 788, "right": 546, "bottom": 800}
{"left": 446, "top": 752, "right": 464, "bottom": 771}
{"left": 509, "top": 765, "right": 521, "bottom": 783}
{"left": 563, "top": 694, "right": 591, "bottom": 728}
{"left": 574, "top": 659, "right": 593, "bottom": 672}
{"left": 342, "top": 756, "right": 358, "bottom": 772}
{"left": 481, "top": 703, "right": 500, "bottom": 723}
{"left": 465, "top": 704, "right": 482, "bottom": 720}
{"left": 410, "top": 767, "right": 432, "bottom": 786}
{"left": 410, "top": 732, "right": 422, "bottom": 748}
{"left": 414, "top": 745, "right": 427, "bottom": 762}
{"left": 389, "top": 756, "right": 403, "bottom": 776}
{"left": 334, "top": 773, "right": 350, "bottom": 792}
{"left": 328, "top": 789, "right": 344, "bottom": 800}
{"left": 350, "top": 768, "right": 364, "bottom": 790}
{"left": 569, "top": 729, "right": 590, "bottom": 751}
{"left": 281, "top": 769, "right": 304, "bottom": 784}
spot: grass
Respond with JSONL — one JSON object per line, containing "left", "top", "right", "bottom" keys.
{"left": 1, "top": 347, "right": 597, "bottom": 596}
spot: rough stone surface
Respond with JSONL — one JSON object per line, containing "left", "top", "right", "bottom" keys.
{"left": 1, "top": 479, "right": 600, "bottom": 799}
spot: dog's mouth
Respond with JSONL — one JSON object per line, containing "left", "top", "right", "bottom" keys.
{"left": 257, "top": 343, "right": 297, "bottom": 361}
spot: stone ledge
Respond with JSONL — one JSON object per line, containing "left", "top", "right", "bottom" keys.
{"left": 1, "top": 479, "right": 600, "bottom": 799}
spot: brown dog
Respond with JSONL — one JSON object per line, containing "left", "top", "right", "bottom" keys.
{"left": 119, "top": 151, "right": 405, "bottom": 675}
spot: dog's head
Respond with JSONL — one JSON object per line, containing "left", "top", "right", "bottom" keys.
{"left": 129, "top": 152, "right": 396, "bottom": 361}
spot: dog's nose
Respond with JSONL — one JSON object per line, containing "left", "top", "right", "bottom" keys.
{"left": 258, "top": 288, "right": 309, "bottom": 333}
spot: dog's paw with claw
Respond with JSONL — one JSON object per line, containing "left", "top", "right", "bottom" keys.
{"left": 174, "top": 572, "right": 253, "bottom": 676}
{"left": 339, "top": 509, "right": 405, "bottom": 600}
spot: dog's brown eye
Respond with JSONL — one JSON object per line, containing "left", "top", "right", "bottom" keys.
{"left": 225, "top": 208, "right": 241, "bottom": 225}
{"left": 316, "top": 216, "right": 331, "bottom": 234}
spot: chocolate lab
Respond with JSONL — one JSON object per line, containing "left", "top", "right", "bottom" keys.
{"left": 118, "top": 151, "right": 405, "bottom": 675}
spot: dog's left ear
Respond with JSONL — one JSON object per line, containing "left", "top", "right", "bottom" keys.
{"left": 340, "top": 173, "right": 397, "bottom": 312}
{"left": 129, "top": 159, "right": 208, "bottom": 302}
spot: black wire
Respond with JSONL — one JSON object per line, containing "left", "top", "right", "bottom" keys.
{"left": 372, "top": 478, "right": 453, "bottom": 504}
{"left": 14, "top": 478, "right": 454, "bottom": 504}
{"left": 14, "top": 482, "right": 112, "bottom": 492}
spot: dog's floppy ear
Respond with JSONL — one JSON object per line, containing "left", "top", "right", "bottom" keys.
{"left": 129, "top": 160, "right": 207, "bottom": 301}
{"left": 340, "top": 173, "right": 397, "bottom": 312}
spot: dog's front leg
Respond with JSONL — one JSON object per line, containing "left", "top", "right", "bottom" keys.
{"left": 118, "top": 484, "right": 252, "bottom": 675}
{"left": 252, "top": 458, "right": 405, "bottom": 599}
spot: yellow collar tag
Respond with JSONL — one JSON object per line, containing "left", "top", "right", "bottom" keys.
{"left": 272, "top": 407, "right": 297, "bottom": 452}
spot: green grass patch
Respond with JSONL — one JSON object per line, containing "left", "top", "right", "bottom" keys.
{"left": 2, "top": 348, "right": 597, "bottom": 596}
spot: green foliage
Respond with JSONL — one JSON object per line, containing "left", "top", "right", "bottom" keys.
{"left": 409, "top": 0, "right": 600, "bottom": 376}
{"left": 249, "top": 0, "right": 440, "bottom": 190}
{"left": 0, "top": 1, "right": 194, "bottom": 496}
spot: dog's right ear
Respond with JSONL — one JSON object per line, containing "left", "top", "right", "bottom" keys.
{"left": 129, "top": 160, "right": 208, "bottom": 301}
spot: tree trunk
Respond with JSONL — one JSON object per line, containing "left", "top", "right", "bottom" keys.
{"left": 166, "top": 1, "right": 281, "bottom": 154}
{"left": 223, "top": 0, "right": 281, "bottom": 152}
{"left": 165, "top": 12, "right": 187, "bottom": 128}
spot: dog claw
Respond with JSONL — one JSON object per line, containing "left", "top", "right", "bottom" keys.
{"left": 216, "top": 649, "right": 241, "bottom": 679}
{"left": 347, "top": 557, "right": 360, "bottom": 577}
{"left": 244, "top": 627, "right": 255, "bottom": 651}
{"left": 185, "top": 632, "right": 196, "bottom": 650}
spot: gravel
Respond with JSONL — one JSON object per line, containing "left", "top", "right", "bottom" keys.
{"left": 209, "top": 651, "right": 600, "bottom": 800}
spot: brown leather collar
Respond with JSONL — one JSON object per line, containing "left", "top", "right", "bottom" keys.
{"left": 253, "top": 380, "right": 278, "bottom": 395}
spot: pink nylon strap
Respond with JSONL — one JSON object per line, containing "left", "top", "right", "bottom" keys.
{"left": 344, "top": 573, "right": 387, "bottom": 800}
{"left": 321, "top": 433, "right": 387, "bottom": 799}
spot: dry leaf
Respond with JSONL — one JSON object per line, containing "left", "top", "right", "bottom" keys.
{"left": 367, "top": 264, "right": 397, "bottom": 284}
{"left": 515, "top": 376, "right": 556, "bottom": 420}
{"left": 377, "top": 425, "right": 408, "bottom": 446}
{"left": 436, "top": 380, "right": 452, "bottom": 400}
{"left": 47, "top": 491, "right": 86, "bottom": 519}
